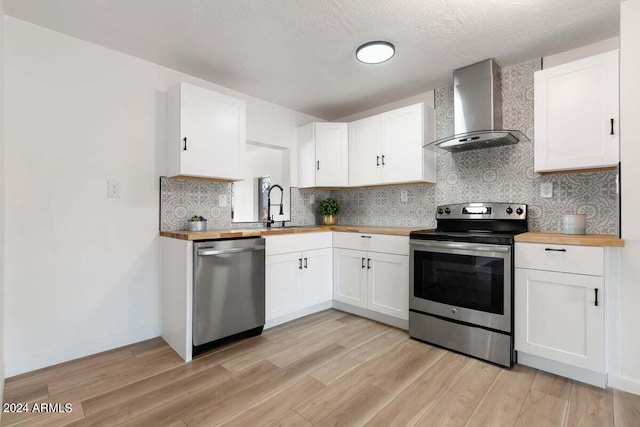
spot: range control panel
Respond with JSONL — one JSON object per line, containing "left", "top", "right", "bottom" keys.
{"left": 436, "top": 202, "right": 527, "bottom": 220}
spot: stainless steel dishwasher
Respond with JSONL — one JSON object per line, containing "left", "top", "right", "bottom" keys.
{"left": 193, "top": 237, "right": 265, "bottom": 355}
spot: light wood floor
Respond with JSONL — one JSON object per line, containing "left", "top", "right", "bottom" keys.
{"left": 3, "top": 310, "right": 640, "bottom": 427}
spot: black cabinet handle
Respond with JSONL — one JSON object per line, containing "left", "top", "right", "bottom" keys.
{"left": 611, "top": 118, "right": 615, "bottom": 136}
{"left": 367, "top": 258, "right": 371, "bottom": 269}
{"left": 595, "top": 288, "right": 599, "bottom": 307}
{"left": 298, "top": 258, "right": 302, "bottom": 269}
{"left": 545, "top": 248, "right": 566, "bottom": 252}
{"left": 361, "top": 257, "right": 365, "bottom": 269}
{"left": 304, "top": 257, "right": 308, "bottom": 269}
{"left": 317, "top": 160, "right": 320, "bottom": 170}
{"left": 361, "top": 235, "right": 372, "bottom": 239}
{"left": 382, "top": 154, "right": 386, "bottom": 165}
{"left": 376, "top": 156, "right": 380, "bottom": 166}
{"left": 183, "top": 137, "right": 187, "bottom": 151}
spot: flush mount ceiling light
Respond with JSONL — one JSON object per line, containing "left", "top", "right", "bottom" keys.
{"left": 356, "top": 41, "right": 395, "bottom": 64}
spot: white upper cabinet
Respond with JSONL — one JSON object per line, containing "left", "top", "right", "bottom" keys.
{"left": 297, "top": 123, "right": 349, "bottom": 188}
{"left": 167, "top": 82, "right": 246, "bottom": 180}
{"left": 349, "top": 103, "right": 436, "bottom": 186}
{"left": 348, "top": 116, "right": 383, "bottom": 186}
{"left": 534, "top": 50, "right": 619, "bottom": 173}
{"left": 381, "top": 104, "right": 427, "bottom": 183}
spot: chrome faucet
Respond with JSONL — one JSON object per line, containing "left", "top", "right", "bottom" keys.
{"left": 266, "top": 184, "right": 284, "bottom": 228}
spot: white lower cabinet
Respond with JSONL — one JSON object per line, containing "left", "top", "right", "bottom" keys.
{"left": 333, "top": 248, "right": 368, "bottom": 309}
{"left": 265, "top": 233, "right": 333, "bottom": 324}
{"left": 515, "top": 268, "right": 604, "bottom": 371}
{"left": 368, "top": 252, "right": 409, "bottom": 319}
{"left": 333, "top": 233, "right": 409, "bottom": 321}
{"left": 515, "top": 242, "right": 607, "bottom": 383}
{"left": 266, "top": 252, "right": 304, "bottom": 320}
{"left": 302, "top": 248, "right": 333, "bottom": 307}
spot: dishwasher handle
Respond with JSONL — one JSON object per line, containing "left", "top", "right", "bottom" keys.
{"left": 197, "top": 247, "right": 264, "bottom": 256}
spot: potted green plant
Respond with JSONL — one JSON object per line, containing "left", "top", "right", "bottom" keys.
{"left": 319, "top": 198, "right": 340, "bottom": 225}
{"left": 187, "top": 215, "right": 207, "bottom": 232}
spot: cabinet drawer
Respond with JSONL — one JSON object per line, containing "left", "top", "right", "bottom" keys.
{"left": 265, "top": 232, "right": 332, "bottom": 256}
{"left": 332, "top": 232, "right": 409, "bottom": 256}
{"left": 515, "top": 243, "right": 604, "bottom": 276}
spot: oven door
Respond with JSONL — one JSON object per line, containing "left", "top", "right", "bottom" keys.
{"left": 410, "top": 240, "right": 512, "bottom": 333}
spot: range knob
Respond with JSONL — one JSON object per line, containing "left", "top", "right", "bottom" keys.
{"left": 444, "top": 207, "right": 451, "bottom": 214}
{"left": 506, "top": 207, "right": 513, "bottom": 215}
{"left": 437, "top": 208, "right": 444, "bottom": 214}
{"left": 516, "top": 207, "right": 524, "bottom": 215}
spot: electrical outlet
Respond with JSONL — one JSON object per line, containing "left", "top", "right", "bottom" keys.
{"left": 107, "top": 180, "right": 121, "bottom": 198}
{"left": 540, "top": 182, "right": 553, "bottom": 198}
{"left": 310, "top": 195, "right": 315, "bottom": 205}
{"left": 219, "top": 195, "right": 227, "bottom": 207}
{"left": 400, "top": 190, "right": 408, "bottom": 202}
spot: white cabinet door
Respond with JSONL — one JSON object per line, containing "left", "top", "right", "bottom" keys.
{"left": 381, "top": 103, "right": 424, "bottom": 184}
{"left": 170, "top": 82, "right": 246, "bottom": 180}
{"left": 534, "top": 50, "right": 619, "bottom": 173}
{"left": 297, "top": 123, "right": 348, "bottom": 188}
{"left": 515, "top": 268, "right": 604, "bottom": 372}
{"left": 297, "top": 123, "right": 316, "bottom": 189}
{"left": 333, "top": 248, "right": 368, "bottom": 309}
{"left": 315, "top": 123, "right": 349, "bottom": 186}
{"left": 349, "top": 116, "right": 383, "bottom": 186}
{"left": 368, "top": 252, "right": 409, "bottom": 320}
{"left": 302, "top": 248, "right": 333, "bottom": 308}
{"left": 266, "top": 252, "right": 303, "bottom": 321}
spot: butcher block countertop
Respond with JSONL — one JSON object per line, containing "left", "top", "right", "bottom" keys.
{"left": 515, "top": 232, "right": 624, "bottom": 247}
{"left": 160, "top": 225, "right": 430, "bottom": 241}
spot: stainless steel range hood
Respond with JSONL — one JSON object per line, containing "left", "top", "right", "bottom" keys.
{"left": 427, "top": 59, "right": 528, "bottom": 152}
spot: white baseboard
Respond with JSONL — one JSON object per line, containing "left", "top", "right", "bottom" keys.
{"left": 517, "top": 352, "right": 606, "bottom": 388}
{"left": 332, "top": 301, "right": 408, "bottom": 330}
{"left": 264, "top": 301, "right": 333, "bottom": 330}
{"left": 608, "top": 373, "right": 640, "bottom": 396}
{"left": 5, "top": 323, "right": 161, "bottom": 378}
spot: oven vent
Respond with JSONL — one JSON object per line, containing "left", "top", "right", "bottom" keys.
{"left": 425, "top": 59, "right": 529, "bottom": 152}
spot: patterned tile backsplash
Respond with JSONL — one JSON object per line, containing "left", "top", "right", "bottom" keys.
{"left": 160, "top": 178, "right": 232, "bottom": 231}
{"left": 327, "top": 184, "right": 436, "bottom": 228}
{"left": 161, "top": 58, "right": 619, "bottom": 234}
{"left": 160, "top": 178, "right": 330, "bottom": 231}
{"left": 434, "top": 59, "right": 618, "bottom": 234}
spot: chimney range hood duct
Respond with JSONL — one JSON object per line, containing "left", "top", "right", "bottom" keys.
{"left": 426, "top": 59, "right": 528, "bottom": 152}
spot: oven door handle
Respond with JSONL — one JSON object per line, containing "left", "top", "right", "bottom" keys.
{"left": 410, "top": 240, "right": 511, "bottom": 253}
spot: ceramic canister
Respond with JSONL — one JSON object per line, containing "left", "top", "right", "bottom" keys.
{"left": 562, "top": 214, "right": 586, "bottom": 235}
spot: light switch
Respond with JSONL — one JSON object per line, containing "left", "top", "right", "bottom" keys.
{"left": 541, "top": 182, "right": 553, "bottom": 198}
{"left": 310, "top": 195, "right": 315, "bottom": 205}
{"left": 400, "top": 190, "right": 408, "bottom": 202}
{"left": 107, "top": 180, "right": 121, "bottom": 198}
{"left": 219, "top": 195, "right": 227, "bottom": 207}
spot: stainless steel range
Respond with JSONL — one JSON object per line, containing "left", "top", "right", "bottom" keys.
{"left": 409, "top": 202, "right": 528, "bottom": 367}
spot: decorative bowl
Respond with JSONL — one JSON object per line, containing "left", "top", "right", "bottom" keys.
{"left": 187, "top": 220, "right": 207, "bottom": 232}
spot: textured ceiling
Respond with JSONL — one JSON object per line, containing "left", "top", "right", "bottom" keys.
{"left": 4, "top": 0, "right": 621, "bottom": 120}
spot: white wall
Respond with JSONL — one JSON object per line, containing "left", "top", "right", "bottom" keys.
{"left": 611, "top": 0, "right": 640, "bottom": 395}
{"left": 543, "top": 37, "right": 620, "bottom": 68}
{"left": 233, "top": 143, "right": 290, "bottom": 223}
{"left": 0, "top": 0, "right": 6, "bottom": 406}
{"left": 3, "top": 16, "right": 320, "bottom": 376}
{"left": 337, "top": 90, "right": 435, "bottom": 122}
